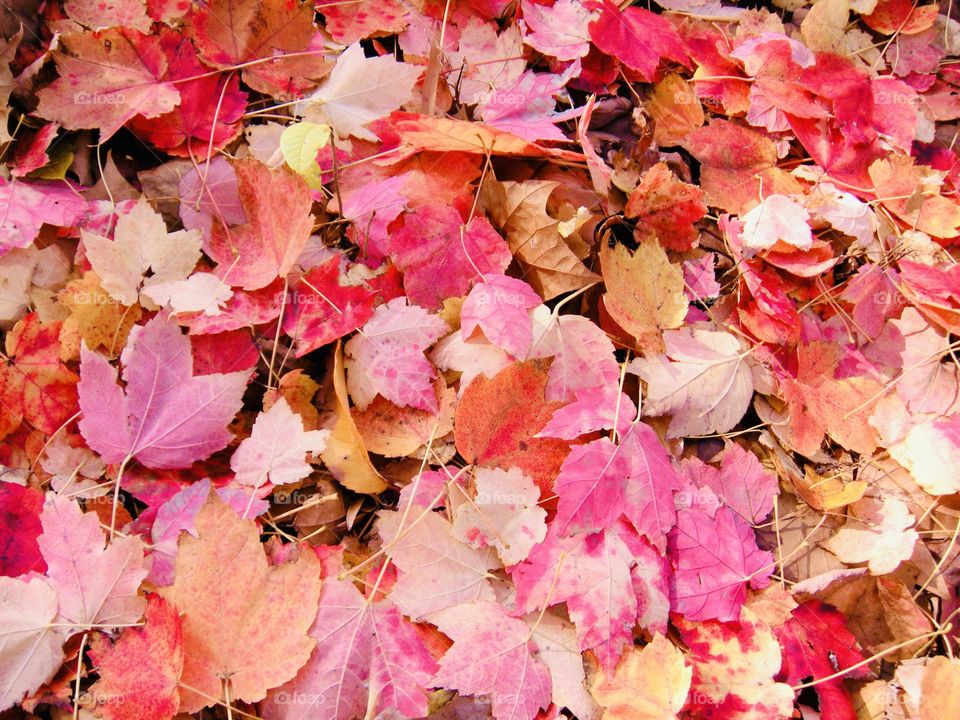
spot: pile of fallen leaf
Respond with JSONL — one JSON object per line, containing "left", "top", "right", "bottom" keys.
{"left": 2, "top": 0, "right": 960, "bottom": 718}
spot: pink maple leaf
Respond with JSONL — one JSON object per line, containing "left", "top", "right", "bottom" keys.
{"left": 78, "top": 313, "right": 250, "bottom": 469}
{"left": 264, "top": 561, "right": 437, "bottom": 720}
{"left": 37, "top": 494, "right": 149, "bottom": 629}
{"left": 587, "top": 0, "right": 689, "bottom": 81}
{"left": 338, "top": 175, "right": 408, "bottom": 264}
{"left": 433, "top": 601, "right": 552, "bottom": 720}
{"left": 683, "top": 443, "right": 777, "bottom": 524}
{"left": 387, "top": 205, "right": 511, "bottom": 309}
{"left": 512, "top": 523, "right": 668, "bottom": 669}
{"left": 668, "top": 505, "right": 773, "bottom": 622}
{"left": 0, "top": 178, "right": 88, "bottom": 254}
{"left": 344, "top": 297, "right": 448, "bottom": 413}
{"left": 461, "top": 274, "right": 541, "bottom": 358}
{"left": 520, "top": 0, "right": 596, "bottom": 61}
{"left": 552, "top": 422, "right": 683, "bottom": 550}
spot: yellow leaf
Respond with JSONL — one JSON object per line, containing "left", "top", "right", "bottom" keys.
{"left": 320, "top": 342, "right": 388, "bottom": 493}
{"left": 280, "top": 121, "right": 331, "bottom": 190}
{"left": 591, "top": 633, "right": 691, "bottom": 720}
{"left": 600, "top": 239, "right": 687, "bottom": 352}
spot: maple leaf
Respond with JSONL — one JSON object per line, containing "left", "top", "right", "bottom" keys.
{"left": 263, "top": 557, "right": 437, "bottom": 720}
{"left": 319, "top": 0, "right": 410, "bottom": 43}
{"left": 669, "top": 504, "right": 773, "bottom": 622}
{"left": 298, "top": 42, "right": 421, "bottom": 140}
{"left": 529, "top": 310, "right": 620, "bottom": 403}
{"left": 78, "top": 313, "right": 250, "bottom": 469}
{"left": 125, "top": 29, "right": 248, "bottom": 157}
{"left": 87, "top": 594, "right": 183, "bottom": 720}
{"left": 37, "top": 494, "right": 148, "bottom": 630}
{"left": 0, "top": 482, "right": 45, "bottom": 578}
{"left": 681, "top": 119, "right": 782, "bottom": 215}
{"left": 774, "top": 600, "right": 867, "bottom": 720}
{"left": 773, "top": 342, "right": 883, "bottom": 457}
{"left": 378, "top": 508, "right": 499, "bottom": 620}
{"left": 629, "top": 326, "right": 754, "bottom": 438}
{"left": 189, "top": 0, "right": 327, "bottom": 99}
{"left": 64, "top": 0, "right": 152, "bottom": 31}
{"left": 600, "top": 240, "right": 687, "bottom": 353}
{"left": 452, "top": 466, "right": 547, "bottom": 565}
{"left": 625, "top": 163, "right": 707, "bottom": 252}
{"left": 82, "top": 198, "right": 201, "bottom": 306}
{"left": 454, "top": 359, "right": 571, "bottom": 495}
{"left": 483, "top": 180, "right": 599, "bottom": 300}
{"left": 337, "top": 175, "right": 408, "bottom": 263}
{"left": 160, "top": 494, "right": 322, "bottom": 712}
{"left": 890, "top": 416, "right": 960, "bottom": 495}
{"left": 823, "top": 497, "right": 918, "bottom": 575}
{"left": 552, "top": 421, "right": 683, "bottom": 550}
{"left": 477, "top": 69, "right": 582, "bottom": 143}
{"left": 353, "top": 378, "right": 457, "bottom": 458}
{"left": 230, "top": 398, "right": 329, "bottom": 490}
{"left": 284, "top": 257, "right": 391, "bottom": 356}
{"left": 683, "top": 443, "right": 777, "bottom": 524}
{"left": 0, "top": 575, "right": 64, "bottom": 712}
{"left": 675, "top": 606, "right": 795, "bottom": 719}
{"left": 587, "top": 0, "right": 689, "bottom": 81}
{"left": 388, "top": 205, "right": 512, "bottom": 309}
{"left": 448, "top": 17, "right": 526, "bottom": 105}
{"left": 461, "top": 274, "right": 542, "bottom": 358}
{"left": 141, "top": 272, "right": 234, "bottom": 317}
{"left": 740, "top": 194, "right": 814, "bottom": 251}
{"left": 35, "top": 29, "right": 181, "bottom": 140}
{"left": 344, "top": 297, "right": 448, "bottom": 413}
{"left": 590, "top": 633, "right": 691, "bottom": 720}
{"left": 59, "top": 273, "right": 142, "bottom": 358}
{"left": 520, "top": 0, "right": 596, "bottom": 61}
{"left": 0, "top": 178, "right": 88, "bottom": 254}
{"left": 513, "top": 523, "right": 670, "bottom": 669}
{"left": 868, "top": 155, "right": 960, "bottom": 239}
{"left": 0, "top": 314, "right": 79, "bottom": 441}
{"left": 207, "top": 159, "right": 314, "bottom": 291}
{"left": 525, "top": 612, "right": 601, "bottom": 720}
{"left": 433, "top": 601, "right": 552, "bottom": 720}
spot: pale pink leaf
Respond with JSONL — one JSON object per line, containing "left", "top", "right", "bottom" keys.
{"left": 344, "top": 297, "right": 448, "bottom": 412}
{"left": 529, "top": 311, "right": 620, "bottom": 403}
{"left": 460, "top": 274, "right": 541, "bottom": 358}
{"left": 740, "top": 194, "right": 813, "bottom": 251}
{"left": 433, "top": 601, "right": 552, "bottom": 720}
{"left": 0, "top": 576, "right": 64, "bottom": 712}
{"left": 629, "top": 326, "right": 753, "bottom": 438}
{"left": 378, "top": 510, "right": 499, "bottom": 620}
{"left": 452, "top": 466, "right": 547, "bottom": 565}
{"left": 520, "top": 0, "right": 596, "bottom": 60}
{"left": 230, "top": 398, "right": 329, "bottom": 490}
{"left": 264, "top": 570, "right": 437, "bottom": 720}
{"left": 37, "top": 495, "right": 148, "bottom": 629}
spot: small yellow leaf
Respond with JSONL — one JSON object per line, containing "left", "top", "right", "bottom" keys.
{"left": 280, "top": 121, "right": 331, "bottom": 189}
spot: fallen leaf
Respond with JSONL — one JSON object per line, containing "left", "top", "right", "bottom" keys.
{"left": 160, "top": 494, "right": 322, "bottom": 712}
